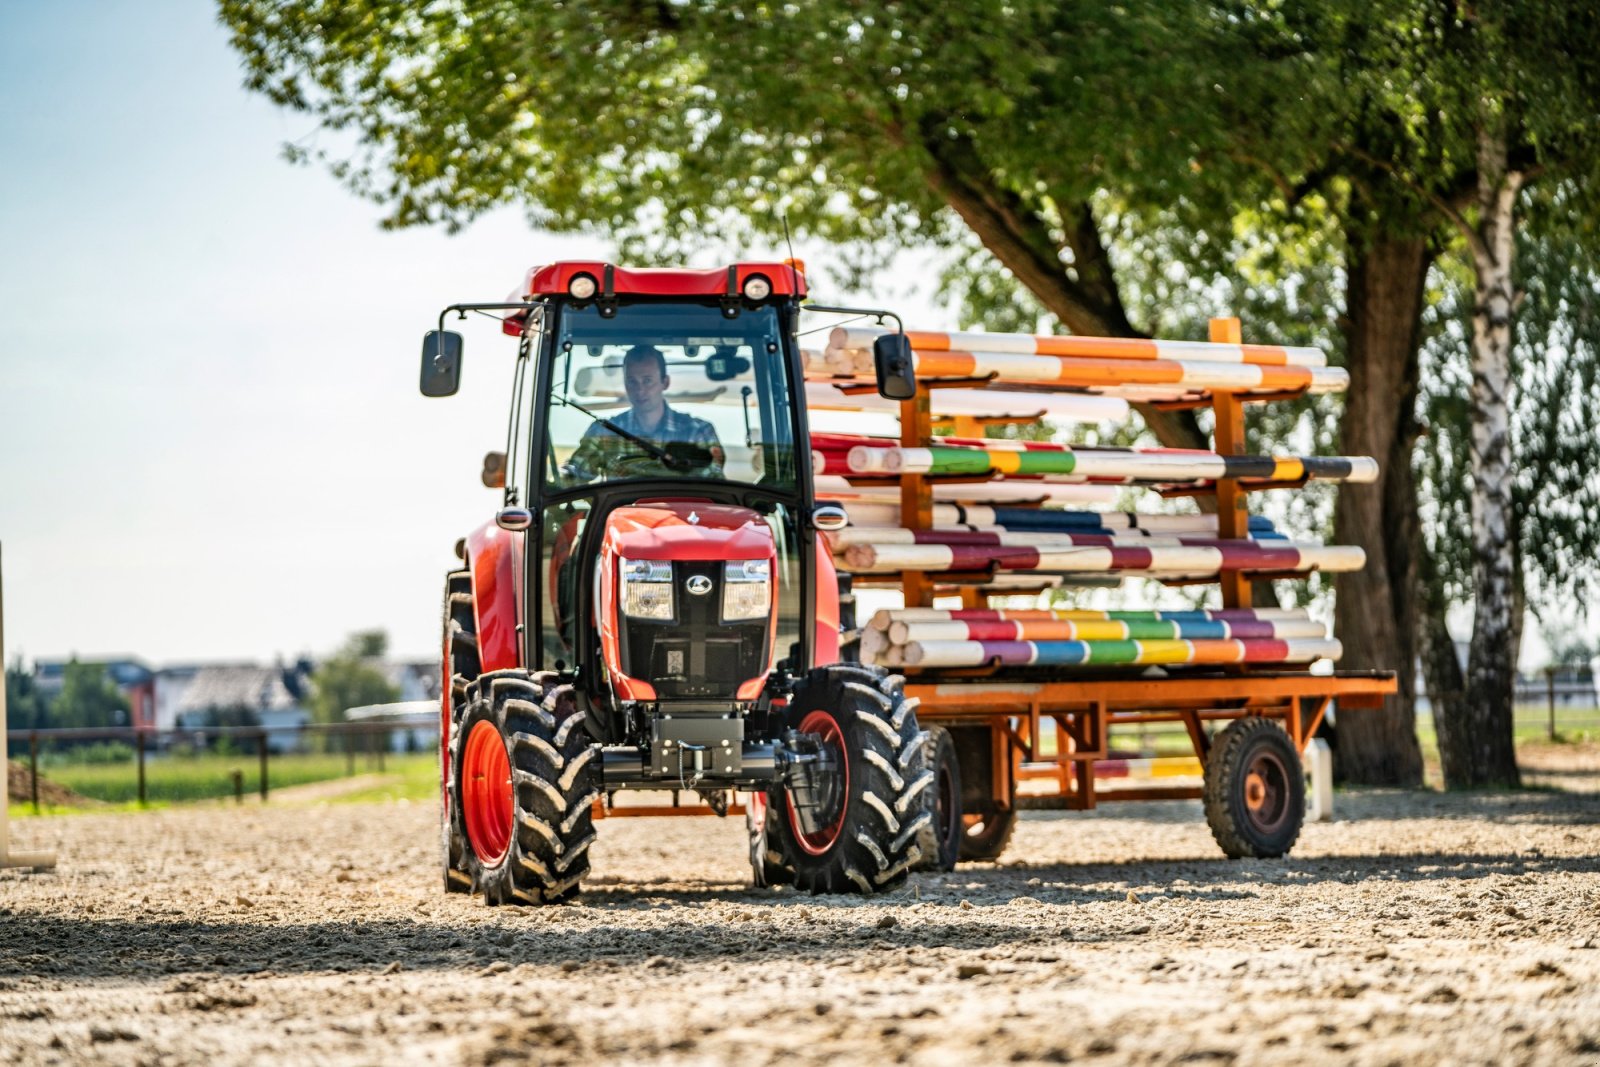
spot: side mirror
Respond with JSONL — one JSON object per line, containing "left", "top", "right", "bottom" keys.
{"left": 481, "top": 451, "right": 506, "bottom": 489}
{"left": 420, "top": 331, "right": 463, "bottom": 397}
{"left": 495, "top": 507, "right": 533, "bottom": 532}
{"left": 873, "top": 333, "right": 917, "bottom": 401}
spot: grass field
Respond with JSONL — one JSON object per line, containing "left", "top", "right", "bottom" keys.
{"left": 17, "top": 751, "right": 439, "bottom": 809}
{"left": 12, "top": 704, "right": 1597, "bottom": 815}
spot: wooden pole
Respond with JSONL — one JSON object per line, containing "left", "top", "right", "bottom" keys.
{"left": 1208, "top": 318, "right": 1251, "bottom": 610}
{"left": 1546, "top": 666, "right": 1556, "bottom": 741}
{"left": 0, "top": 542, "right": 56, "bottom": 869}
{"left": 136, "top": 729, "right": 147, "bottom": 806}
{"left": 899, "top": 390, "right": 935, "bottom": 609}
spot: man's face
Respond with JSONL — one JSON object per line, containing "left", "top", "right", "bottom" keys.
{"left": 624, "top": 357, "right": 668, "bottom": 417}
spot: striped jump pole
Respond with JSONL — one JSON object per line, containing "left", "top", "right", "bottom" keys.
{"left": 888, "top": 636, "right": 1344, "bottom": 669}
{"left": 838, "top": 541, "right": 1366, "bottom": 576}
{"left": 813, "top": 476, "right": 1118, "bottom": 505}
{"left": 805, "top": 380, "right": 1130, "bottom": 423}
{"left": 867, "top": 606, "right": 1314, "bottom": 630}
{"left": 847, "top": 444, "right": 1378, "bottom": 485}
{"left": 827, "top": 326, "right": 1330, "bottom": 369}
{"left": 817, "top": 344, "right": 1349, "bottom": 396}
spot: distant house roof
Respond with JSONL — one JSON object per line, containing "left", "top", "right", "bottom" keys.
{"left": 34, "top": 658, "right": 153, "bottom": 691}
{"left": 176, "top": 666, "right": 303, "bottom": 714}
{"left": 380, "top": 662, "right": 442, "bottom": 702}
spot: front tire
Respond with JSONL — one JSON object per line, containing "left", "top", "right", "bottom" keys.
{"left": 447, "top": 671, "right": 599, "bottom": 905}
{"left": 746, "top": 791, "right": 794, "bottom": 887}
{"left": 768, "top": 665, "right": 933, "bottom": 894}
{"left": 441, "top": 568, "right": 482, "bottom": 894}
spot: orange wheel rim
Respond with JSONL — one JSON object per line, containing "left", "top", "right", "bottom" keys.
{"left": 1241, "top": 749, "right": 1290, "bottom": 835}
{"left": 787, "top": 709, "right": 848, "bottom": 856}
{"left": 462, "top": 720, "right": 513, "bottom": 865}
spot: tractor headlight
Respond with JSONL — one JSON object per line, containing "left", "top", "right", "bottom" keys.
{"left": 722, "top": 559, "right": 771, "bottom": 621}
{"left": 620, "top": 557, "right": 674, "bottom": 620}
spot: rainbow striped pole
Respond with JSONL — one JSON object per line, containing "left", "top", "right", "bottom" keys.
{"left": 866, "top": 607, "right": 1315, "bottom": 629}
{"left": 846, "top": 444, "right": 1377, "bottom": 484}
{"left": 882, "top": 636, "right": 1344, "bottom": 669}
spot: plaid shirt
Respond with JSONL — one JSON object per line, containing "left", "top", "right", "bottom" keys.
{"left": 563, "top": 404, "right": 724, "bottom": 482}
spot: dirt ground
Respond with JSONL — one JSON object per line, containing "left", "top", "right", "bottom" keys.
{"left": 2, "top": 777, "right": 1598, "bottom": 1067}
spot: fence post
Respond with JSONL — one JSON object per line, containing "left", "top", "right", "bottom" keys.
{"left": 345, "top": 731, "right": 354, "bottom": 776}
{"left": 136, "top": 730, "right": 147, "bottom": 806}
{"left": 28, "top": 733, "right": 38, "bottom": 813}
{"left": 377, "top": 728, "right": 385, "bottom": 774}
{"left": 232, "top": 768, "right": 243, "bottom": 804}
{"left": 1546, "top": 667, "right": 1557, "bottom": 741}
{"left": 259, "top": 731, "right": 269, "bottom": 801}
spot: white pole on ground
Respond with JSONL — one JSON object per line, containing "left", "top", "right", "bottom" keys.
{"left": 0, "top": 542, "right": 57, "bottom": 870}
{"left": 1305, "top": 737, "right": 1334, "bottom": 823}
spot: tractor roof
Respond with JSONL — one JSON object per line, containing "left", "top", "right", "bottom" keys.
{"left": 501, "top": 261, "right": 808, "bottom": 334}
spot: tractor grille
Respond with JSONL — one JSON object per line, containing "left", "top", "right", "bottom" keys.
{"left": 620, "top": 561, "right": 769, "bottom": 699}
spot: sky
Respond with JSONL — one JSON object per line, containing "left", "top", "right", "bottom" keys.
{"left": 0, "top": 4, "right": 1583, "bottom": 673}
{"left": 0, "top": 1, "right": 943, "bottom": 668}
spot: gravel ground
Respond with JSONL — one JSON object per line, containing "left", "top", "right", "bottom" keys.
{"left": 1, "top": 781, "right": 1598, "bottom": 1066}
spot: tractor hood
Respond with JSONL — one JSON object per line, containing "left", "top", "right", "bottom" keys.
{"left": 602, "top": 501, "right": 774, "bottom": 561}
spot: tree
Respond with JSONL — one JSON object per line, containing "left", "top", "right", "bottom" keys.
{"left": 309, "top": 631, "right": 398, "bottom": 725}
{"left": 1418, "top": 188, "right": 1600, "bottom": 780}
{"left": 1311, "top": 1, "right": 1600, "bottom": 787}
{"left": 4, "top": 659, "right": 49, "bottom": 756}
{"left": 223, "top": 1, "right": 1600, "bottom": 785}
{"left": 52, "top": 660, "right": 129, "bottom": 731}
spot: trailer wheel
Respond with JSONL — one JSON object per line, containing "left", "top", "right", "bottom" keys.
{"left": 1203, "top": 716, "right": 1305, "bottom": 859}
{"left": 440, "top": 569, "right": 482, "bottom": 894}
{"left": 947, "top": 724, "right": 1016, "bottom": 862}
{"left": 959, "top": 809, "right": 1017, "bottom": 862}
{"left": 913, "top": 726, "right": 961, "bottom": 872}
{"left": 768, "top": 665, "right": 933, "bottom": 894}
{"left": 447, "top": 671, "right": 599, "bottom": 905}
{"left": 745, "top": 791, "right": 794, "bottom": 887}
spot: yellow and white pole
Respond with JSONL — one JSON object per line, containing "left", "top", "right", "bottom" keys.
{"left": 0, "top": 542, "right": 57, "bottom": 870}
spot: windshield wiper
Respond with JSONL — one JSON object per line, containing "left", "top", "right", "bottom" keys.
{"left": 556, "top": 396, "right": 687, "bottom": 469}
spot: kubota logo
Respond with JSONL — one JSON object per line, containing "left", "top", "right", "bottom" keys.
{"left": 686, "top": 575, "right": 713, "bottom": 596}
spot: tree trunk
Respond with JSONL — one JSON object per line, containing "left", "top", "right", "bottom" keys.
{"left": 1331, "top": 230, "right": 1430, "bottom": 786}
{"left": 1448, "top": 125, "right": 1522, "bottom": 789}
{"left": 1420, "top": 543, "right": 1465, "bottom": 779}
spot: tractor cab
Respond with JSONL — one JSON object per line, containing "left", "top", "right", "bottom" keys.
{"left": 421, "top": 261, "right": 929, "bottom": 903}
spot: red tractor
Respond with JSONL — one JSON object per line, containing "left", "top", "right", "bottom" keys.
{"left": 421, "top": 261, "right": 935, "bottom": 903}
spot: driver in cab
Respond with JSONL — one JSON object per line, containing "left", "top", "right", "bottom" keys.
{"left": 562, "top": 344, "right": 724, "bottom": 482}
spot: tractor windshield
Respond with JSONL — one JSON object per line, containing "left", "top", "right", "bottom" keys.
{"left": 543, "top": 302, "right": 800, "bottom": 494}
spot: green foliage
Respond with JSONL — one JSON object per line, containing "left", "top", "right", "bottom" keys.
{"left": 1416, "top": 184, "right": 1600, "bottom": 612}
{"left": 51, "top": 660, "right": 129, "bottom": 730}
{"left": 309, "top": 631, "right": 399, "bottom": 725}
{"left": 4, "top": 658, "right": 48, "bottom": 732}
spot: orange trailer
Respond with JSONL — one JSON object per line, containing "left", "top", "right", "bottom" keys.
{"left": 829, "top": 317, "right": 1397, "bottom": 864}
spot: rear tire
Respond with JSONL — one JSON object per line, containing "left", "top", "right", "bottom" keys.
{"left": 1203, "top": 717, "right": 1305, "bottom": 859}
{"left": 914, "top": 726, "right": 961, "bottom": 871}
{"left": 948, "top": 724, "right": 1016, "bottom": 862}
{"left": 447, "top": 671, "right": 599, "bottom": 905}
{"left": 441, "top": 569, "right": 481, "bottom": 894}
{"left": 768, "top": 664, "right": 932, "bottom": 894}
{"left": 746, "top": 791, "right": 794, "bottom": 887}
